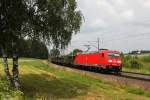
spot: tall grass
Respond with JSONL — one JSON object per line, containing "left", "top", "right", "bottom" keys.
{"left": 122, "top": 55, "right": 143, "bottom": 69}
{"left": 140, "top": 55, "right": 150, "bottom": 62}
{"left": 1, "top": 58, "right": 150, "bottom": 99}
{"left": 0, "top": 80, "right": 23, "bottom": 100}
{"left": 121, "top": 54, "right": 150, "bottom": 74}
{"left": 125, "top": 86, "right": 150, "bottom": 97}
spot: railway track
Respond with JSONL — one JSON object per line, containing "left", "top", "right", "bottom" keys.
{"left": 121, "top": 71, "right": 150, "bottom": 82}
{"left": 50, "top": 62, "right": 150, "bottom": 90}
{"left": 52, "top": 62, "right": 150, "bottom": 82}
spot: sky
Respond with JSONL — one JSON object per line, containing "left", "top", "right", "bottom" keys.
{"left": 67, "top": 0, "right": 150, "bottom": 53}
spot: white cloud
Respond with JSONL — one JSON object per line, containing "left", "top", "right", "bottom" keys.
{"left": 143, "top": 0, "right": 150, "bottom": 8}
{"left": 70, "top": 0, "right": 150, "bottom": 52}
{"left": 89, "top": 19, "right": 107, "bottom": 28}
{"left": 121, "top": 10, "right": 134, "bottom": 21}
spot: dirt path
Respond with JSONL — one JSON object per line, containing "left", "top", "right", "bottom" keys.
{"left": 45, "top": 61, "right": 150, "bottom": 91}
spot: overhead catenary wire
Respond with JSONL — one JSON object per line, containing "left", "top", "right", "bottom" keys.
{"left": 67, "top": 32, "right": 150, "bottom": 51}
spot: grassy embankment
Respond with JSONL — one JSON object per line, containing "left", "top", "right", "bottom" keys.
{"left": 0, "top": 58, "right": 150, "bottom": 100}
{"left": 122, "top": 54, "right": 150, "bottom": 74}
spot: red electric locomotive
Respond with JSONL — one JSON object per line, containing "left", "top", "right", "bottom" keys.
{"left": 74, "top": 49, "right": 122, "bottom": 73}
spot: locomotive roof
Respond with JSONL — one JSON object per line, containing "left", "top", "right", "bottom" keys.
{"left": 100, "top": 50, "right": 120, "bottom": 53}
{"left": 108, "top": 50, "right": 120, "bottom": 54}
{"left": 81, "top": 51, "right": 99, "bottom": 54}
{"left": 79, "top": 49, "right": 120, "bottom": 54}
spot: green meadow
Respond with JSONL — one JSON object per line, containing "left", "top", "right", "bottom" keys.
{"left": 0, "top": 58, "right": 150, "bottom": 100}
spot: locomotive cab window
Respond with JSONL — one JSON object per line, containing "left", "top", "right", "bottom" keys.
{"left": 108, "top": 53, "right": 120, "bottom": 58}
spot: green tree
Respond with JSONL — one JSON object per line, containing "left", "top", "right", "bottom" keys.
{"left": 72, "top": 49, "right": 83, "bottom": 56}
{"left": 2, "top": 39, "right": 49, "bottom": 58}
{"left": 0, "top": 0, "right": 82, "bottom": 88}
{"left": 64, "top": 49, "right": 82, "bottom": 64}
{"left": 50, "top": 49, "right": 60, "bottom": 57}
{"left": 18, "top": 39, "right": 49, "bottom": 59}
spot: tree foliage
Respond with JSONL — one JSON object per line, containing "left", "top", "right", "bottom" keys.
{"left": 20, "top": 39, "right": 48, "bottom": 59}
{"left": 0, "top": 0, "right": 82, "bottom": 87}
{"left": 63, "top": 48, "right": 82, "bottom": 63}
{"left": 0, "top": 0, "right": 82, "bottom": 49}
{"left": 0, "top": 39, "right": 48, "bottom": 59}
{"left": 71, "top": 48, "right": 82, "bottom": 55}
{"left": 50, "top": 48, "right": 60, "bottom": 57}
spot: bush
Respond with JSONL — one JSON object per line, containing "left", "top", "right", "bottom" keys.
{"left": 123, "top": 60, "right": 130, "bottom": 68}
{"left": 129, "top": 59, "right": 142, "bottom": 69}
{"left": 141, "top": 55, "right": 150, "bottom": 62}
{"left": 122, "top": 55, "right": 142, "bottom": 69}
{"left": 122, "top": 55, "right": 132, "bottom": 67}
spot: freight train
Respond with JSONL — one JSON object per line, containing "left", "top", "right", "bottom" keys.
{"left": 51, "top": 49, "right": 122, "bottom": 73}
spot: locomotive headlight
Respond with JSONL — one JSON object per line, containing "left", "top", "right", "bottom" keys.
{"left": 117, "top": 60, "right": 121, "bottom": 63}
{"left": 108, "top": 60, "right": 112, "bottom": 63}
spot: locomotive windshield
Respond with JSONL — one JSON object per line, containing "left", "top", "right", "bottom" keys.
{"left": 108, "top": 53, "right": 120, "bottom": 58}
